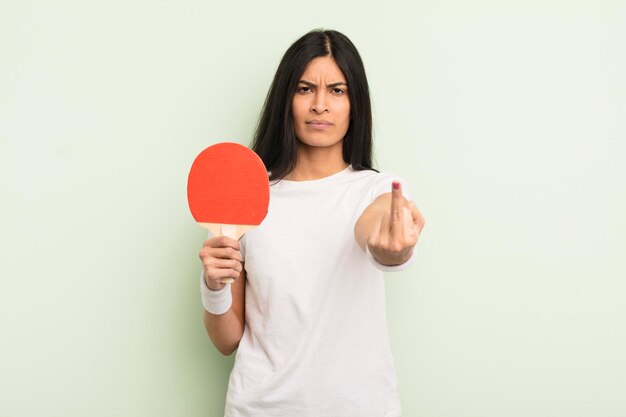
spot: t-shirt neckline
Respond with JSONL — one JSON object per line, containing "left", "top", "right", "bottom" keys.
{"left": 271, "top": 165, "right": 353, "bottom": 188}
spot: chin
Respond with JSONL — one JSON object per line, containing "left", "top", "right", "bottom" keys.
{"left": 298, "top": 136, "right": 344, "bottom": 148}
{"left": 296, "top": 129, "right": 346, "bottom": 148}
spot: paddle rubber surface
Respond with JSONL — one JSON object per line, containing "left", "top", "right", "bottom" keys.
{"left": 187, "top": 142, "right": 269, "bottom": 226}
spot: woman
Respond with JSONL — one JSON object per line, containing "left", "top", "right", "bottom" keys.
{"left": 199, "top": 29, "right": 425, "bottom": 417}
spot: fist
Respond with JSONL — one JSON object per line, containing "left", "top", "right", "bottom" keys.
{"left": 199, "top": 236, "right": 244, "bottom": 291}
{"left": 367, "top": 181, "right": 425, "bottom": 266}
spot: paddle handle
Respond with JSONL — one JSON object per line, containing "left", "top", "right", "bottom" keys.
{"left": 201, "top": 223, "right": 254, "bottom": 285}
{"left": 219, "top": 225, "right": 237, "bottom": 284}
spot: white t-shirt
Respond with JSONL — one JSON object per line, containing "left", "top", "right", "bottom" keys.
{"left": 223, "top": 165, "right": 414, "bottom": 417}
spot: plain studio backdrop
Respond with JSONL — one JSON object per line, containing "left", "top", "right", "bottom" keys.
{"left": 1, "top": 1, "right": 624, "bottom": 416}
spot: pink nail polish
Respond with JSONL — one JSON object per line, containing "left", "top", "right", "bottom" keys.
{"left": 392, "top": 181, "right": 400, "bottom": 190}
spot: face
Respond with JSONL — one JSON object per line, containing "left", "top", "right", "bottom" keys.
{"left": 292, "top": 56, "right": 351, "bottom": 149}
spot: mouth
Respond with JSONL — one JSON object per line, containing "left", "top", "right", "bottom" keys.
{"left": 306, "top": 120, "right": 333, "bottom": 130}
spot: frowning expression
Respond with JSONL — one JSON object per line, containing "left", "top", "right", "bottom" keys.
{"left": 292, "top": 56, "right": 351, "bottom": 149}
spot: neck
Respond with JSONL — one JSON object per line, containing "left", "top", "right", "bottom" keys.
{"left": 284, "top": 142, "right": 348, "bottom": 181}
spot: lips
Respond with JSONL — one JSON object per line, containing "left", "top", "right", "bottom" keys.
{"left": 306, "top": 120, "right": 333, "bottom": 130}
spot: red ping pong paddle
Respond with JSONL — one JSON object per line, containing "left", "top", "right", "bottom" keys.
{"left": 187, "top": 142, "right": 270, "bottom": 284}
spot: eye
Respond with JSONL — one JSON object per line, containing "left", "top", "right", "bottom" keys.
{"left": 331, "top": 87, "right": 346, "bottom": 95}
{"left": 297, "top": 86, "right": 312, "bottom": 94}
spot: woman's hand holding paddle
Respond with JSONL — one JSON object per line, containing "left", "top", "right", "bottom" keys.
{"left": 187, "top": 142, "right": 269, "bottom": 289}
{"left": 367, "top": 181, "right": 425, "bottom": 266}
{"left": 199, "top": 236, "right": 244, "bottom": 291}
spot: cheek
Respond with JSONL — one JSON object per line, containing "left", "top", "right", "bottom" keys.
{"left": 340, "top": 103, "right": 351, "bottom": 126}
{"left": 291, "top": 95, "right": 299, "bottom": 111}
{"left": 292, "top": 98, "right": 308, "bottom": 122}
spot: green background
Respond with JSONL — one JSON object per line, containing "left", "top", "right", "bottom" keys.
{"left": 2, "top": 1, "right": 625, "bottom": 416}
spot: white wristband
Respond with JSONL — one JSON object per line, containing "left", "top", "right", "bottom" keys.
{"left": 200, "top": 272, "right": 232, "bottom": 315}
{"left": 365, "top": 246, "right": 416, "bottom": 272}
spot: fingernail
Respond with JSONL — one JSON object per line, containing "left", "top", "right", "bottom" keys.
{"left": 392, "top": 181, "right": 400, "bottom": 190}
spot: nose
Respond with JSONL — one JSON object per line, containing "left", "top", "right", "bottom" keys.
{"left": 310, "top": 91, "right": 328, "bottom": 114}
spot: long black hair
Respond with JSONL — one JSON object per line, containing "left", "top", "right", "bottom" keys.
{"left": 251, "top": 29, "right": 377, "bottom": 181}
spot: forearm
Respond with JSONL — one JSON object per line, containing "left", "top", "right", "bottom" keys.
{"left": 204, "top": 308, "right": 244, "bottom": 356}
{"left": 200, "top": 271, "right": 246, "bottom": 356}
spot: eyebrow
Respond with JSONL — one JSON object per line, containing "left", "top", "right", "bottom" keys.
{"left": 298, "top": 80, "right": 348, "bottom": 88}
